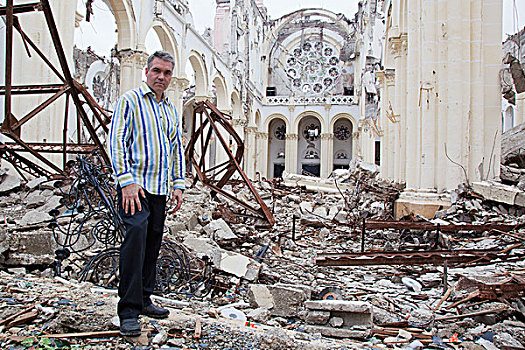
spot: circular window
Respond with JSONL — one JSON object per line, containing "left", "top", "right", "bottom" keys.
{"left": 285, "top": 39, "right": 340, "bottom": 95}
{"left": 303, "top": 123, "right": 320, "bottom": 141}
{"left": 274, "top": 124, "right": 286, "bottom": 140}
{"left": 335, "top": 125, "right": 351, "bottom": 141}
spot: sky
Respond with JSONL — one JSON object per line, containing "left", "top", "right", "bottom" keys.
{"left": 74, "top": 0, "right": 524, "bottom": 58}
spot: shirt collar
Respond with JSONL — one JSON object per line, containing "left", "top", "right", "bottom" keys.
{"left": 139, "top": 82, "right": 169, "bottom": 103}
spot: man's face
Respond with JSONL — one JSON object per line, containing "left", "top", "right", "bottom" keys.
{"left": 145, "top": 57, "right": 174, "bottom": 97}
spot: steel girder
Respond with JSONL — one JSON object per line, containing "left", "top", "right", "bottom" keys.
{"left": 185, "top": 101, "right": 275, "bottom": 227}
{"left": 0, "top": 0, "right": 110, "bottom": 178}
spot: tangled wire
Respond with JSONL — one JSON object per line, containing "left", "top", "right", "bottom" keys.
{"left": 49, "top": 152, "right": 221, "bottom": 298}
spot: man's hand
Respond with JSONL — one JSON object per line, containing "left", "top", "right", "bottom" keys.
{"left": 122, "top": 184, "right": 145, "bottom": 215}
{"left": 169, "top": 189, "right": 183, "bottom": 214}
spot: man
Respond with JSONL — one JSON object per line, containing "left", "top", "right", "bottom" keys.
{"left": 108, "top": 51, "right": 185, "bottom": 336}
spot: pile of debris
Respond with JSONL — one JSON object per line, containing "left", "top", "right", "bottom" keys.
{"left": 501, "top": 123, "right": 525, "bottom": 190}
{"left": 0, "top": 158, "right": 524, "bottom": 349}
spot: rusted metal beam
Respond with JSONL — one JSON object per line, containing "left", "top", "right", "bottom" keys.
{"left": 0, "top": 2, "right": 40, "bottom": 15}
{"left": 0, "top": 84, "right": 64, "bottom": 95}
{"left": 364, "top": 220, "right": 521, "bottom": 233}
{"left": 0, "top": 142, "right": 97, "bottom": 154}
{"left": 186, "top": 101, "right": 275, "bottom": 226}
{"left": 316, "top": 248, "right": 525, "bottom": 267}
{"left": 0, "top": 0, "right": 111, "bottom": 178}
{"left": 4, "top": 0, "right": 14, "bottom": 131}
{"left": 0, "top": 147, "right": 50, "bottom": 178}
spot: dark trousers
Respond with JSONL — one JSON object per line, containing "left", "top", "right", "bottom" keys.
{"left": 117, "top": 187, "right": 166, "bottom": 320}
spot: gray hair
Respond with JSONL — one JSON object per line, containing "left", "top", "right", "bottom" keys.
{"left": 147, "top": 51, "right": 175, "bottom": 70}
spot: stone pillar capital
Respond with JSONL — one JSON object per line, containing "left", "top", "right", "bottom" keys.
{"left": 352, "top": 131, "right": 360, "bottom": 139}
{"left": 321, "top": 133, "right": 333, "bottom": 140}
{"left": 173, "top": 77, "right": 190, "bottom": 91}
{"left": 117, "top": 49, "right": 149, "bottom": 67}
{"left": 195, "top": 95, "right": 214, "bottom": 102}
{"left": 288, "top": 105, "right": 295, "bottom": 113}
{"left": 285, "top": 133, "right": 298, "bottom": 141}
{"left": 231, "top": 118, "right": 246, "bottom": 127}
{"left": 256, "top": 132, "right": 269, "bottom": 140}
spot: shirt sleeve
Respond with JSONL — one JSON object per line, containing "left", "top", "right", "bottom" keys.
{"left": 108, "top": 96, "right": 134, "bottom": 188}
{"left": 170, "top": 108, "right": 186, "bottom": 190}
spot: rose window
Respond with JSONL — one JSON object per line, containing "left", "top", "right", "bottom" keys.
{"left": 286, "top": 39, "right": 340, "bottom": 95}
{"left": 303, "top": 123, "right": 320, "bottom": 141}
{"left": 335, "top": 125, "right": 351, "bottom": 141}
{"left": 274, "top": 124, "right": 286, "bottom": 140}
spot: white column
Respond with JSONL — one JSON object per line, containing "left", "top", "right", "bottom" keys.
{"left": 285, "top": 134, "right": 298, "bottom": 174}
{"left": 445, "top": 0, "right": 467, "bottom": 189}
{"left": 118, "top": 50, "right": 149, "bottom": 95}
{"left": 420, "top": 0, "right": 436, "bottom": 189}
{"left": 320, "top": 133, "right": 334, "bottom": 177}
{"left": 516, "top": 92, "right": 525, "bottom": 126}
{"left": 405, "top": 0, "right": 420, "bottom": 189}
{"left": 244, "top": 126, "right": 257, "bottom": 179}
{"left": 256, "top": 132, "right": 269, "bottom": 179}
{"left": 481, "top": 0, "right": 502, "bottom": 181}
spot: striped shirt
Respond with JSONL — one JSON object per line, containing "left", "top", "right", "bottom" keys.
{"left": 108, "top": 82, "right": 185, "bottom": 195}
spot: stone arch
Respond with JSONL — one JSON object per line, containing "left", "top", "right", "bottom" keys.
{"left": 150, "top": 20, "right": 180, "bottom": 74}
{"left": 187, "top": 51, "right": 209, "bottom": 98}
{"left": 296, "top": 112, "right": 323, "bottom": 177}
{"left": 264, "top": 113, "right": 291, "bottom": 132}
{"left": 294, "top": 111, "right": 323, "bottom": 134}
{"left": 231, "top": 90, "right": 242, "bottom": 119}
{"left": 330, "top": 113, "right": 357, "bottom": 130}
{"left": 213, "top": 75, "right": 229, "bottom": 111}
{"left": 267, "top": 116, "right": 287, "bottom": 178}
{"left": 106, "top": 0, "right": 136, "bottom": 49}
{"left": 331, "top": 114, "right": 355, "bottom": 169}
{"left": 255, "top": 110, "right": 262, "bottom": 130}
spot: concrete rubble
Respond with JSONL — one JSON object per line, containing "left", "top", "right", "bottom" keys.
{"left": 0, "top": 160, "right": 524, "bottom": 349}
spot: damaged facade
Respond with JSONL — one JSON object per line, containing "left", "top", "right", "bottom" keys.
{"left": 1, "top": 0, "right": 525, "bottom": 349}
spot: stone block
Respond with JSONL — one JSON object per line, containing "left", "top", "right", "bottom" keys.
{"left": 303, "top": 325, "right": 370, "bottom": 339}
{"left": 248, "top": 284, "right": 274, "bottom": 309}
{"left": 472, "top": 181, "right": 524, "bottom": 207}
{"left": 267, "top": 283, "right": 310, "bottom": 317}
{"left": 394, "top": 196, "right": 451, "bottom": 220}
{"left": 305, "top": 310, "right": 330, "bottom": 325}
{"left": 304, "top": 300, "right": 373, "bottom": 329}
{"left": 3, "top": 230, "right": 55, "bottom": 266}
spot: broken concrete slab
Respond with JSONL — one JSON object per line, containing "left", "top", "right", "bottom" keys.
{"left": 183, "top": 236, "right": 261, "bottom": 281}
{"left": 26, "top": 177, "right": 48, "bottom": 191}
{"left": 25, "top": 193, "right": 47, "bottom": 209}
{"left": 18, "top": 210, "right": 53, "bottom": 226}
{"left": 472, "top": 181, "right": 525, "bottom": 207}
{"left": 0, "top": 174, "right": 21, "bottom": 193}
{"left": 203, "top": 219, "right": 237, "bottom": 242}
{"left": 267, "top": 284, "right": 311, "bottom": 317}
{"left": 219, "top": 250, "right": 261, "bottom": 281}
